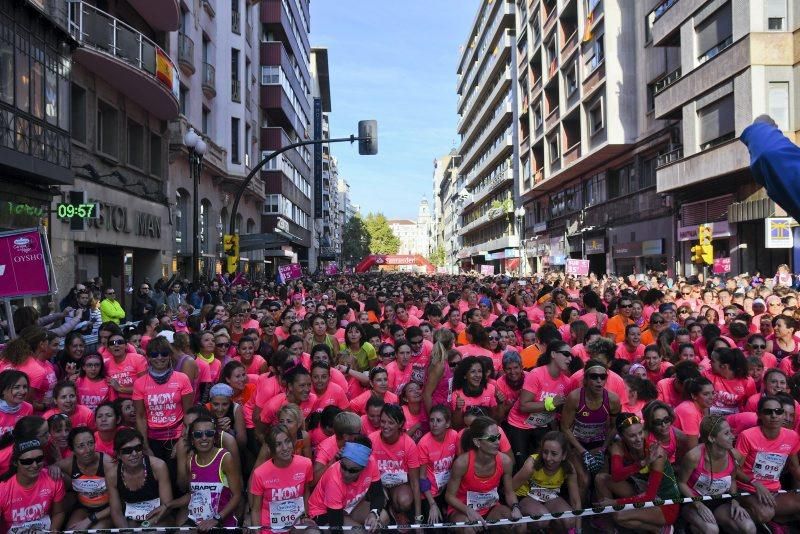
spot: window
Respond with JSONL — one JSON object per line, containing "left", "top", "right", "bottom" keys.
{"left": 179, "top": 84, "right": 188, "bottom": 115}
{"left": 534, "top": 105, "right": 543, "bottom": 128}
{"left": 565, "top": 62, "right": 577, "bottom": 97}
{"left": 15, "top": 44, "right": 28, "bottom": 112}
{"left": 588, "top": 98, "right": 604, "bottom": 135}
{"left": 0, "top": 30, "right": 11, "bottom": 104}
{"left": 697, "top": 3, "right": 732, "bottom": 62}
{"left": 175, "top": 190, "right": 188, "bottom": 253}
{"left": 698, "top": 94, "right": 735, "bottom": 149}
{"left": 150, "top": 133, "right": 162, "bottom": 177}
{"left": 548, "top": 135, "right": 559, "bottom": 162}
{"left": 608, "top": 163, "right": 636, "bottom": 198}
{"left": 768, "top": 82, "right": 789, "bottom": 131}
{"left": 127, "top": 118, "right": 144, "bottom": 169}
{"left": 767, "top": 0, "right": 786, "bottom": 30}
{"left": 583, "top": 173, "right": 607, "bottom": 206}
{"left": 202, "top": 106, "right": 210, "bottom": 134}
{"left": 231, "top": 48, "right": 240, "bottom": 81}
{"left": 97, "top": 100, "right": 118, "bottom": 157}
{"left": 261, "top": 65, "right": 279, "bottom": 84}
{"left": 586, "top": 0, "right": 601, "bottom": 13}
{"left": 200, "top": 200, "right": 211, "bottom": 254}
{"left": 71, "top": 84, "right": 86, "bottom": 143}
{"left": 264, "top": 194, "right": 280, "bottom": 214}
{"left": 646, "top": 82, "right": 656, "bottom": 111}
{"left": 244, "top": 123, "right": 251, "bottom": 167}
{"left": 640, "top": 155, "right": 658, "bottom": 189}
{"left": 231, "top": 117, "right": 240, "bottom": 164}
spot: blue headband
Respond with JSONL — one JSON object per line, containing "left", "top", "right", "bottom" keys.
{"left": 209, "top": 383, "right": 234, "bottom": 398}
{"left": 341, "top": 442, "right": 371, "bottom": 467}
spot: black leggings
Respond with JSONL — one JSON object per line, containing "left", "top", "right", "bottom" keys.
{"left": 502, "top": 422, "right": 549, "bottom": 473}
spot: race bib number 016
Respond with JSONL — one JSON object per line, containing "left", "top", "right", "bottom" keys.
{"left": 269, "top": 497, "right": 304, "bottom": 532}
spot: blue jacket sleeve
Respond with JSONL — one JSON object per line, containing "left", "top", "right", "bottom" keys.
{"left": 740, "top": 122, "right": 800, "bottom": 221}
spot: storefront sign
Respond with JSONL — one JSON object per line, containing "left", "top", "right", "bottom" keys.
{"left": 713, "top": 257, "right": 731, "bottom": 274}
{"left": 75, "top": 201, "right": 162, "bottom": 239}
{"left": 766, "top": 217, "right": 794, "bottom": 248}
{"left": 678, "top": 221, "right": 732, "bottom": 241}
{"left": 0, "top": 229, "right": 50, "bottom": 297}
{"left": 278, "top": 263, "right": 303, "bottom": 282}
{"left": 533, "top": 222, "right": 547, "bottom": 234}
{"left": 642, "top": 239, "right": 663, "bottom": 256}
{"left": 585, "top": 238, "right": 605, "bottom": 254}
{"left": 613, "top": 241, "right": 641, "bottom": 258}
{"left": 565, "top": 259, "right": 590, "bottom": 276}
{"left": 480, "top": 265, "right": 495, "bottom": 276}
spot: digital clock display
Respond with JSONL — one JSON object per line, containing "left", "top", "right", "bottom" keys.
{"left": 56, "top": 203, "right": 98, "bottom": 219}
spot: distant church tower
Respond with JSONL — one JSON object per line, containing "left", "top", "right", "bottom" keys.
{"left": 417, "top": 198, "right": 431, "bottom": 257}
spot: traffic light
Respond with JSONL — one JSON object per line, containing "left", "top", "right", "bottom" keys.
{"left": 223, "top": 234, "right": 239, "bottom": 274}
{"left": 690, "top": 224, "right": 714, "bottom": 265}
{"left": 358, "top": 120, "right": 378, "bottom": 155}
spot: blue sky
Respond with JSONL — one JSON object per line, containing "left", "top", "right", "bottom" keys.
{"left": 310, "top": 0, "right": 479, "bottom": 220}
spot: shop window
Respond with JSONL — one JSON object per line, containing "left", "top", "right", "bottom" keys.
{"left": 150, "top": 133, "right": 162, "bottom": 177}
{"left": 71, "top": 84, "right": 86, "bottom": 143}
{"left": 127, "top": 118, "right": 144, "bottom": 169}
{"left": 202, "top": 106, "right": 210, "bottom": 134}
{"left": 97, "top": 99, "right": 118, "bottom": 158}
{"left": 200, "top": 199, "right": 211, "bottom": 254}
{"left": 30, "top": 54, "right": 43, "bottom": 119}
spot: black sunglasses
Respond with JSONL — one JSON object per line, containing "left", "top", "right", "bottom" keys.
{"left": 192, "top": 430, "right": 216, "bottom": 439}
{"left": 761, "top": 408, "right": 785, "bottom": 416}
{"left": 119, "top": 444, "right": 143, "bottom": 455}
{"left": 652, "top": 416, "right": 672, "bottom": 426}
{"left": 18, "top": 455, "right": 45, "bottom": 466}
{"left": 109, "top": 339, "right": 126, "bottom": 346}
{"left": 216, "top": 342, "right": 231, "bottom": 348}
{"left": 750, "top": 344, "right": 766, "bottom": 349}
{"left": 148, "top": 351, "right": 171, "bottom": 359}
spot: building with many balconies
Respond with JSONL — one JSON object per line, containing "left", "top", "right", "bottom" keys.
{"left": 168, "top": 0, "right": 265, "bottom": 281}
{"left": 49, "top": 0, "right": 183, "bottom": 303}
{"left": 456, "top": 0, "right": 521, "bottom": 273}
{"left": 516, "top": 0, "right": 677, "bottom": 275}
{"left": 651, "top": 0, "right": 797, "bottom": 275}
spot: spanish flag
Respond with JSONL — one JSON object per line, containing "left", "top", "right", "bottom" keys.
{"left": 582, "top": 12, "right": 594, "bottom": 43}
{"left": 155, "top": 48, "right": 174, "bottom": 89}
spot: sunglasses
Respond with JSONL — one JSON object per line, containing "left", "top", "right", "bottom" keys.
{"left": 109, "top": 339, "right": 126, "bottom": 346}
{"left": 587, "top": 373, "right": 608, "bottom": 381}
{"left": 679, "top": 310, "right": 690, "bottom": 315}
{"left": 652, "top": 416, "right": 672, "bottom": 426}
{"left": 750, "top": 344, "right": 766, "bottom": 350}
{"left": 651, "top": 320, "right": 665, "bottom": 325}
{"left": 761, "top": 408, "right": 785, "bottom": 416}
{"left": 619, "top": 303, "right": 632, "bottom": 309}
{"left": 192, "top": 430, "right": 216, "bottom": 439}
{"left": 18, "top": 455, "right": 45, "bottom": 466}
{"left": 216, "top": 342, "right": 231, "bottom": 348}
{"left": 341, "top": 464, "right": 364, "bottom": 474}
{"left": 148, "top": 351, "right": 171, "bottom": 359}
{"left": 409, "top": 339, "right": 423, "bottom": 345}
{"left": 119, "top": 444, "right": 143, "bottom": 455}
{"left": 488, "top": 336, "right": 499, "bottom": 341}
{"left": 381, "top": 351, "right": 396, "bottom": 358}
{"left": 477, "top": 433, "right": 502, "bottom": 443}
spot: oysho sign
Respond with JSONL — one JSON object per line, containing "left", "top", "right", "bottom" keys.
{"left": 0, "top": 229, "right": 51, "bottom": 298}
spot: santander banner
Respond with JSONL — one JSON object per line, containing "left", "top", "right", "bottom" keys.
{"left": 0, "top": 229, "right": 50, "bottom": 298}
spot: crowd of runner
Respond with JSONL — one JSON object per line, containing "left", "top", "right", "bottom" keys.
{"left": 1, "top": 269, "right": 800, "bottom": 533}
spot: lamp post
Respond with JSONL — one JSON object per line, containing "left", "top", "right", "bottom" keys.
{"left": 515, "top": 206, "right": 526, "bottom": 276}
{"left": 184, "top": 127, "right": 207, "bottom": 285}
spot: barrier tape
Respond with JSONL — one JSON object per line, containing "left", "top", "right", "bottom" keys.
{"left": 44, "top": 488, "right": 799, "bottom": 532}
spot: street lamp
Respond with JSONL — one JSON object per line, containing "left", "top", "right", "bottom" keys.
{"left": 515, "top": 206, "right": 526, "bottom": 276}
{"left": 184, "top": 127, "right": 207, "bottom": 285}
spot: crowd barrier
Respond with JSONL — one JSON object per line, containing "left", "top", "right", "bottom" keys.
{"left": 44, "top": 489, "right": 799, "bottom": 533}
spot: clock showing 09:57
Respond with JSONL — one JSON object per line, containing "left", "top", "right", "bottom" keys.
{"left": 56, "top": 202, "right": 100, "bottom": 219}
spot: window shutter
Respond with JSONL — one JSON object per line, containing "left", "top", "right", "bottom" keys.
{"left": 696, "top": 2, "right": 732, "bottom": 55}
{"left": 766, "top": 0, "right": 786, "bottom": 18}
{"left": 698, "top": 94, "right": 734, "bottom": 145}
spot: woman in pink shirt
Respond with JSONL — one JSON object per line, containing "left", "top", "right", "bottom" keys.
{"left": 450, "top": 356, "right": 499, "bottom": 429}
{"left": 399, "top": 381, "right": 427, "bottom": 442}
{"left": 104, "top": 330, "right": 147, "bottom": 402}
{"left": 0, "top": 326, "right": 49, "bottom": 412}
{"left": 0, "top": 370, "right": 33, "bottom": 436}
{"left": 93, "top": 401, "right": 119, "bottom": 456}
{"left": 643, "top": 344, "right": 673, "bottom": 384}
{"left": 0, "top": 438, "right": 65, "bottom": 533}
{"left": 704, "top": 347, "right": 757, "bottom": 416}
{"left": 643, "top": 400, "right": 687, "bottom": 466}
{"left": 418, "top": 405, "right": 459, "bottom": 524}
{"left": 674, "top": 377, "right": 714, "bottom": 450}
{"left": 75, "top": 354, "right": 110, "bottom": 413}
{"left": 386, "top": 342, "right": 414, "bottom": 395}
{"left": 348, "top": 367, "right": 398, "bottom": 415}
{"left": 44, "top": 381, "right": 95, "bottom": 431}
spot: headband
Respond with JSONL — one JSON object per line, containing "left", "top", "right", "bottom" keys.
{"left": 341, "top": 442, "right": 371, "bottom": 467}
{"left": 209, "top": 383, "right": 234, "bottom": 398}
{"left": 585, "top": 365, "right": 606, "bottom": 374}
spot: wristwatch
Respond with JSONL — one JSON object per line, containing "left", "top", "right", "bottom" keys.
{"left": 369, "top": 509, "right": 380, "bottom": 519}
{"left": 213, "top": 513, "right": 222, "bottom": 522}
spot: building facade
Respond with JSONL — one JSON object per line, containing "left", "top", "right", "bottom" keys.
{"left": 388, "top": 198, "right": 432, "bottom": 257}
{"left": 259, "top": 0, "right": 314, "bottom": 270}
{"left": 50, "top": 0, "right": 182, "bottom": 307}
{"left": 456, "top": 0, "right": 521, "bottom": 273}
{"left": 168, "top": 0, "right": 264, "bottom": 282}
{"left": 432, "top": 151, "right": 461, "bottom": 271}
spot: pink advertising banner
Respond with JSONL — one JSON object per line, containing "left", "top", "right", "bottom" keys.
{"left": 324, "top": 264, "right": 339, "bottom": 276}
{"left": 480, "top": 265, "right": 495, "bottom": 276}
{"left": 713, "top": 257, "right": 731, "bottom": 274}
{"left": 0, "top": 229, "right": 50, "bottom": 298}
{"left": 278, "top": 263, "right": 303, "bottom": 283}
{"left": 565, "top": 259, "right": 590, "bottom": 276}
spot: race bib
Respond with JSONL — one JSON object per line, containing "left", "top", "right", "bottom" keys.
{"left": 466, "top": 489, "right": 498, "bottom": 511}
{"left": 693, "top": 473, "right": 731, "bottom": 496}
{"left": 709, "top": 406, "right": 738, "bottom": 416}
{"left": 188, "top": 489, "right": 214, "bottom": 522}
{"left": 269, "top": 497, "right": 304, "bottom": 532}
{"left": 527, "top": 484, "right": 558, "bottom": 502}
{"left": 380, "top": 470, "right": 408, "bottom": 487}
{"left": 125, "top": 498, "right": 160, "bottom": 521}
{"left": 72, "top": 477, "right": 107, "bottom": 497}
{"left": 525, "top": 412, "right": 554, "bottom": 428}
{"left": 9, "top": 516, "right": 50, "bottom": 534}
{"left": 753, "top": 452, "right": 787, "bottom": 481}
{"left": 344, "top": 489, "right": 367, "bottom": 514}
{"left": 433, "top": 470, "right": 451, "bottom": 490}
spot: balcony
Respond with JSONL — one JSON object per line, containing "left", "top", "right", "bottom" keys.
{"left": 463, "top": 132, "right": 513, "bottom": 188}
{"left": 127, "top": 0, "right": 180, "bottom": 31}
{"left": 245, "top": 85, "right": 251, "bottom": 110}
{"left": 582, "top": 61, "right": 605, "bottom": 96}
{"left": 542, "top": 6, "right": 557, "bottom": 36}
{"left": 656, "top": 146, "right": 683, "bottom": 168}
{"left": 202, "top": 62, "right": 216, "bottom": 98}
{"left": 457, "top": 65, "right": 510, "bottom": 136}
{"left": 460, "top": 99, "right": 512, "bottom": 170}
{"left": 232, "top": 79, "right": 241, "bottom": 103}
{"left": 560, "top": 30, "right": 578, "bottom": 63}
{"left": 657, "top": 140, "right": 747, "bottom": 192}
{"left": 458, "top": 30, "right": 513, "bottom": 120}
{"left": 177, "top": 33, "right": 195, "bottom": 75}
{"left": 67, "top": 0, "right": 179, "bottom": 120}
{"left": 232, "top": 10, "right": 241, "bottom": 34}
{"left": 563, "top": 142, "right": 581, "bottom": 166}
{"left": 202, "top": 0, "right": 215, "bottom": 17}
{"left": 651, "top": 0, "right": 688, "bottom": 47}
{"left": 652, "top": 67, "right": 681, "bottom": 95}
{"left": 457, "top": 1, "right": 514, "bottom": 98}
{"left": 463, "top": 163, "right": 514, "bottom": 210}
{"left": 545, "top": 107, "right": 559, "bottom": 130}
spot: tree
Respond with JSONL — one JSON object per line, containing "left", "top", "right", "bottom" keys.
{"left": 429, "top": 244, "right": 446, "bottom": 267}
{"left": 364, "top": 213, "right": 400, "bottom": 255}
{"left": 342, "top": 215, "right": 371, "bottom": 265}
